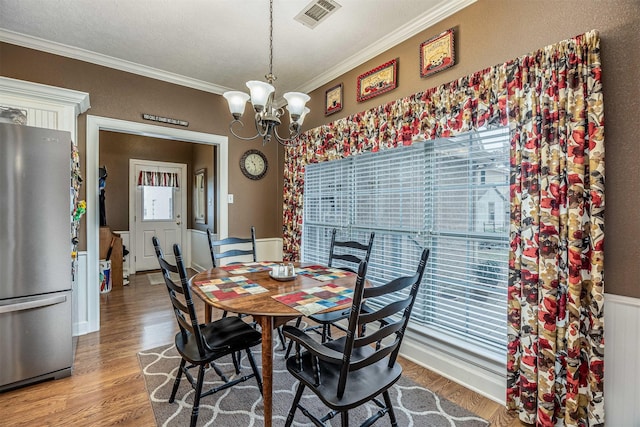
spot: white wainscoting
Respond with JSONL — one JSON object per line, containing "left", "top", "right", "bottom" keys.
{"left": 72, "top": 251, "right": 88, "bottom": 336}
{"left": 189, "top": 229, "right": 284, "bottom": 272}
{"left": 190, "top": 230, "right": 211, "bottom": 271}
{"left": 604, "top": 293, "right": 640, "bottom": 426}
{"left": 256, "top": 238, "right": 284, "bottom": 263}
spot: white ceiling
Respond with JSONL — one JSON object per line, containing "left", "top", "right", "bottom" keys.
{"left": 0, "top": 0, "right": 475, "bottom": 96}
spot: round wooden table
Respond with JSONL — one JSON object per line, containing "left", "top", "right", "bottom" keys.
{"left": 190, "top": 262, "right": 360, "bottom": 427}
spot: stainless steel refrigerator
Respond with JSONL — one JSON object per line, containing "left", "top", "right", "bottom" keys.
{"left": 0, "top": 122, "right": 73, "bottom": 391}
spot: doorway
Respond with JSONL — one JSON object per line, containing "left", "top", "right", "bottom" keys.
{"left": 131, "top": 159, "right": 187, "bottom": 272}
{"left": 86, "top": 115, "right": 229, "bottom": 334}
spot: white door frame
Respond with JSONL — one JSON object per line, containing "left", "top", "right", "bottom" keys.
{"left": 86, "top": 115, "right": 228, "bottom": 334}
{"left": 129, "top": 159, "right": 187, "bottom": 273}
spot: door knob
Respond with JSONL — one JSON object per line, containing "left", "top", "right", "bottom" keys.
{"left": 176, "top": 221, "right": 181, "bottom": 225}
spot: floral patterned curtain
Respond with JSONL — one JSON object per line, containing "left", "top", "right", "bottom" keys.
{"left": 506, "top": 31, "right": 604, "bottom": 426}
{"left": 137, "top": 170, "right": 179, "bottom": 187}
{"left": 284, "top": 64, "right": 508, "bottom": 260}
{"left": 283, "top": 30, "right": 604, "bottom": 426}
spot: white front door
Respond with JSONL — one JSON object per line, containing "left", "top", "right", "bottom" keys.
{"left": 131, "top": 160, "right": 186, "bottom": 271}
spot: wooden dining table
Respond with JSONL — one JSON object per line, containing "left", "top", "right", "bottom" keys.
{"left": 190, "top": 262, "right": 360, "bottom": 427}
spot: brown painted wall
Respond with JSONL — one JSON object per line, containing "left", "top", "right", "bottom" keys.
{"left": 1, "top": 0, "right": 639, "bottom": 298}
{"left": 303, "top": 0, "right": 640, "bottom": 299}
{"left": 0, "top": 43, "right": 284, "bottom": 241}
{"left": 98, "top": 130, "right": 195, "bottom": 231}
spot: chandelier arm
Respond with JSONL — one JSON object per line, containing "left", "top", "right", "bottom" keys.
{"left": 272, "top": 125, "right": 301, "bottom": 147}
{"left": 254, "top": 114, "right": 272, "bottom": 138}
{"left": 229, "top": 119, "right": 262, "bottom": 141}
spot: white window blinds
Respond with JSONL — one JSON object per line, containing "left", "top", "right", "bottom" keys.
{"left": 302, "top": 127, "right": 510, "bottom": 359}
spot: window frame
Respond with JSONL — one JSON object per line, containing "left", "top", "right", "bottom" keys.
{"left": 301, "top": 127, "right": 510, "bottom": 365}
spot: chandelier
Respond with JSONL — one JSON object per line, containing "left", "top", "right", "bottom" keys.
{"left": 223, "top": 0, "right": 310, "bottom": 146}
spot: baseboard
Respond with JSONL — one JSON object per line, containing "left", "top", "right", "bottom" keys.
{"left": 400, "top": 336, "right": 505, "bottom": 404}
{"left": 190, "top": 262, "right": 207, "bottom": 273}
{"left": 72, "top": 320, "right": 91, "bottom": 337}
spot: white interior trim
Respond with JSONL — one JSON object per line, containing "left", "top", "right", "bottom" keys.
{"left": 86, "top": 115, "right": 228, "bottom": 333}
{"left": 0, "top": 76, "right": 90, "bottom": 115}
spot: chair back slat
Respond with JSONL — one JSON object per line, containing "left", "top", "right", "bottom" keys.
{"left": 328, "top": 229, "right": 375, "bottom": 272}
{"left": 333, "top": 248, "right": 430, "bottom": 398}
{"left": 156, "top": 255, "right": 179, "bottom": 274}
{"left": 217, "top": 248, "right": 255, "bottom": 259}
{"left": 359, "top": 298, "right": 411, "bottom": 326}
{"left": 350, "top": 341, "right": 398, "bottom": 371}
{"left": 207, "top": 227, "right": 257, "bottom": 267}
{"left": 355, "top": 320, "right": 403, "bottom": 348}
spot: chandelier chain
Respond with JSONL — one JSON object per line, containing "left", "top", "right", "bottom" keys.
{"left": 223, "top": 0, "right": 308, "bottom": 146}
{"left": 268, "top": 0, "right": 274, "bottom": 82}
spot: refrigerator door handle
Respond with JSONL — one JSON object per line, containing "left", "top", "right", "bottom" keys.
{"left": 0, "top": 294, "right": 68, "bottom": 314}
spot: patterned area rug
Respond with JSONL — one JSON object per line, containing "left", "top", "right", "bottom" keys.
{"left": 138, "top": 341, "right": 489, "bottom": 426}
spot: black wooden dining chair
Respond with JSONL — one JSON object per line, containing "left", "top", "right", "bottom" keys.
{"left": 285, "top": 229, "right": 375, "bottom": 358}
{"left": 282, "top": 248, "right": 429, "bottom": 427}
{"left": 206, "top": 226, "right": 257, "bottom": 268}
{"left": 207, "top": 226, "right": 257, "bottom": 317}
{"left": 206, "top": 226, "right": 288, "bottom": 350}
{"left": 152, "top": 236, "right": 263, "bottom": 427}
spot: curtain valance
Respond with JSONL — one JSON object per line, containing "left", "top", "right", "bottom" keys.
{"left": 137, "top": 170, "right": 179, "bottom": 187}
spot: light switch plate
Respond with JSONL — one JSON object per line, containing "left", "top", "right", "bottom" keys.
{"left": 228, "top": 194, "right": 234, "bottom": 203}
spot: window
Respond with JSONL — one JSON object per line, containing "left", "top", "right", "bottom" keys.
{"left": 142, "top": 186, "right": 174, "bottom": 220}
{"left": 302, "top": 127, "right": 510, "bottom": 360}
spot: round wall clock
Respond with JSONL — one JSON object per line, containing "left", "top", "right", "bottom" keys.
{"left": 240, "top": 149, "right": 268, "bottom": 180}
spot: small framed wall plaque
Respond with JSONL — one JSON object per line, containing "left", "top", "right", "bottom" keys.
{"left": 324, "top": 83, "right": 343, "bottom": 116}
{"left": 356, "top": 59, "right": 398, "bottom": 102}
{"left": 420, "top": 28, "right": 455, "bottom": 78}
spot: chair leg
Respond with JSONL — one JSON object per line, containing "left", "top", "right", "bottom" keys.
{"left": 231, "top": 351, "right": 241, "bottom": 374}
{"left": 284, "top": 317, "right": 303, "bottom": 359}
{"left": 169, "top": 358, "right": 186, "bottom": 403}
{"left": 277, "top": 326, "right": 287, "bottom": 350}
{"left": 190, "top": 365, "right": 206, "bottom": 427}
{"left": 322, "top": 324, "right": 333, "bottom": 343}
{"left": 246, "top": 348, "right": 263, "bottom": 396}
{"left": 383, "top": 390, "right": 398, "bottom": 427}
{"left": 341, "top": 410, "right": 349, "bottom": 427}
{"left": 284, "top": 382, "right": 305, "bottom": 427}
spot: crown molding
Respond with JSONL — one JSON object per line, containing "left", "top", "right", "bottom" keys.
{"left": 0, "top": 29, "right": 231, "bottom": 95}
{"left": 295, "top": 0, "right": 476, "bottom": 94}
{"left": 0, "top": 0, "right": 475, "bottom": 96}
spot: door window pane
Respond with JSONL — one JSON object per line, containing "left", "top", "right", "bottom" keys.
{"left": 142, "top": 186, "right": 174, "bottom": 220}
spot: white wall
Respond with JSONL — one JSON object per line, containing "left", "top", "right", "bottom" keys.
{"left": 604, "top": 293, "right": 640, "bottom": 426}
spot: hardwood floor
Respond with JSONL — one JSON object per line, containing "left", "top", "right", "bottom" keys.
{"left": 0, "top": 271, "right": 522, "bottom": 426}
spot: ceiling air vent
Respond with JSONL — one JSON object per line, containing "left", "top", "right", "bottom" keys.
{"left": 294, "top": 0, "right": 342, "bottom": 29}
